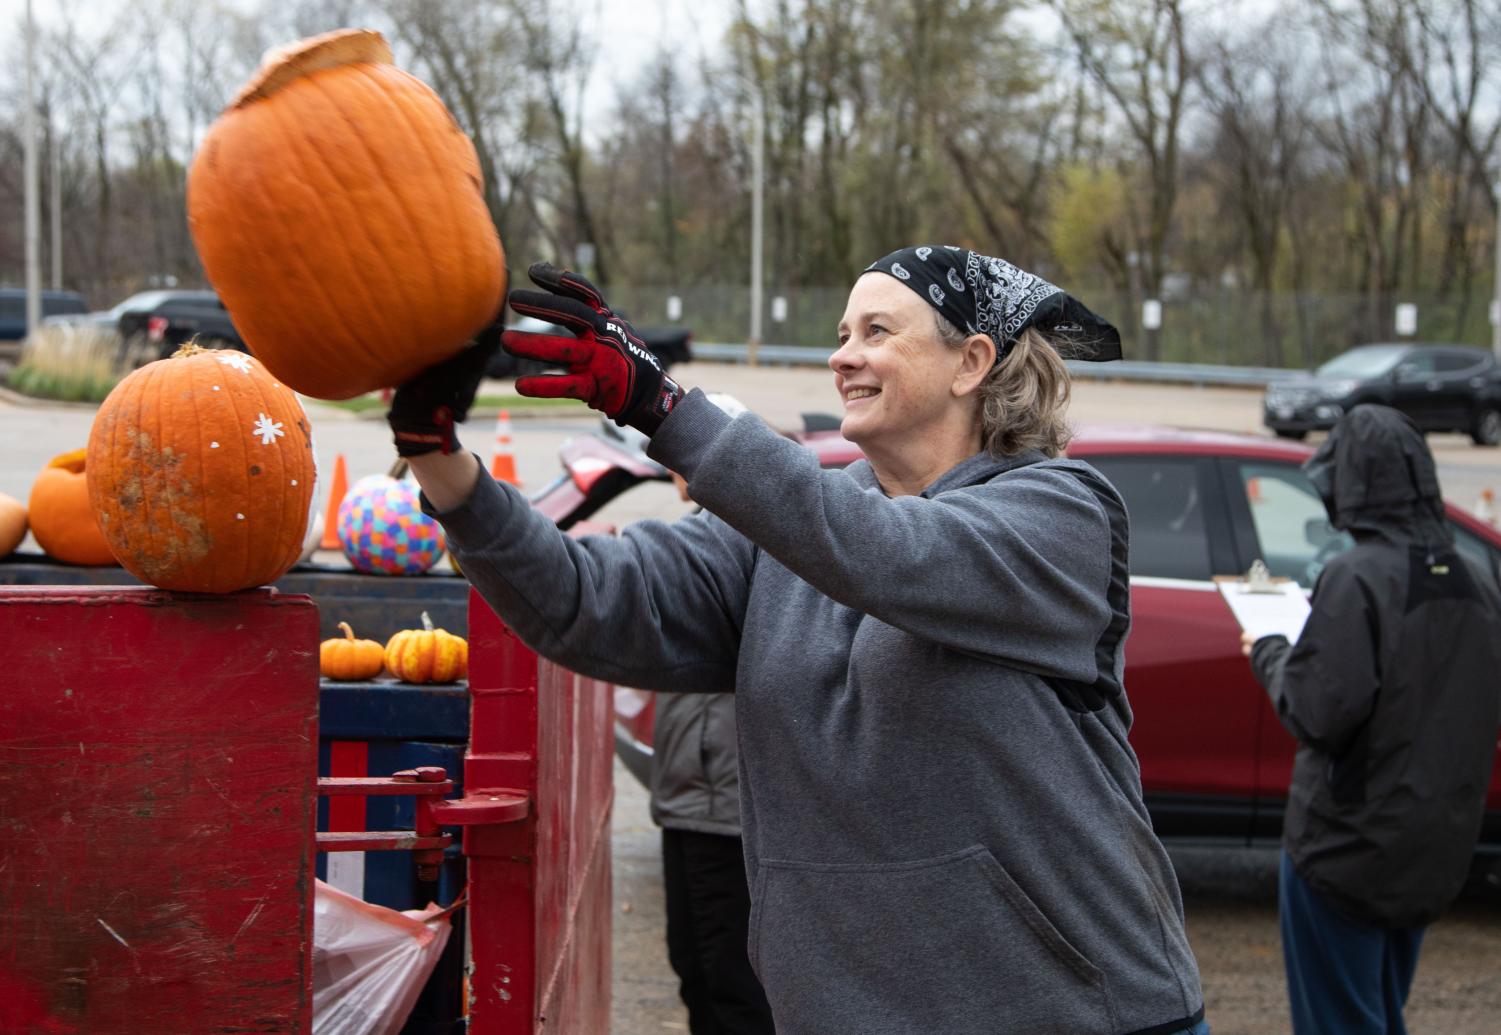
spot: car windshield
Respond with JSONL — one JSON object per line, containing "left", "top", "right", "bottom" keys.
{"left": 1315, "top": 346, "right": 1406, "bottom": 379}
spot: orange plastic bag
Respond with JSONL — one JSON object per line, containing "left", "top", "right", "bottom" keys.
{"left": 312, "top": 879, "right": 455, "bottom": 1035}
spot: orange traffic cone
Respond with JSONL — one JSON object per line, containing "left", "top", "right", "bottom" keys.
{"left": 320, "top": 453, "right": 349, "bottom": 550}
{"left": 1475, "top": 488, "right": 1496, "bottom": 526}
{"left": 490, "top": 410, "right": 521, "bottom": 486}
{"left": 1247, "top": 477, "right": 1262, "bottom": 504}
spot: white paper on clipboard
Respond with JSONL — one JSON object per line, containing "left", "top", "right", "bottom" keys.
{"left": 1214, "top": 576, "right": 1311, "bottom": 643}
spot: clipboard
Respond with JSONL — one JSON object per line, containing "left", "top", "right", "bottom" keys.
{"left": 1214, "top": 560, "right": 1311, "bottom": 643}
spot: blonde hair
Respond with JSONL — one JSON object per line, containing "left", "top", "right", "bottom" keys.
{"left": 934, "top": 315, "right": 1072, "bottom": 458}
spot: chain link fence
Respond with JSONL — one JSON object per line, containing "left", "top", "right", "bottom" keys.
{"left": 606, "top": 284, "right": 1501, "bottom": 370}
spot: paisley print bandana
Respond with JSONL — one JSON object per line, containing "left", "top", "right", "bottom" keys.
{"left": 865, "top": 246, "right": 1123, "bottom": 362}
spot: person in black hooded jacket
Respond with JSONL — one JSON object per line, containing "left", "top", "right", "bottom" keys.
{"left": 1242, "top": 404, "right": 1501, "bottom": 1035}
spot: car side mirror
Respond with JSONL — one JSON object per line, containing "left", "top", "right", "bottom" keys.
{"left": 1304, "top": 517, "right": 1336, "bottom": 548}
{"left": 1393, "top": 364, "right": 1420, "bottom": 383}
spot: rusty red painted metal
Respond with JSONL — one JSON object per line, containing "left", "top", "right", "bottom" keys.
{"left": 462, "top": 588, "right": 614, "bottom": 1033}
{"left": 0, "top": 586, "right": 319, "bottom": 1034}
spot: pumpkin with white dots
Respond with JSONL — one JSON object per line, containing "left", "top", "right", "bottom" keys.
{"left": 385, "top": 612, "right": 467, "bottom": 684}
{"left": 86, "top": 343, "right": 316, "bottom": 593}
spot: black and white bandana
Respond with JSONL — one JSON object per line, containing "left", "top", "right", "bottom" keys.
{"left": 865, "top": 245, "right": 1122, "bottom": 362}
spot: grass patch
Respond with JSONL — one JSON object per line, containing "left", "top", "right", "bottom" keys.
{"left": 5, "top": 324, "right": 124, "bottom": 402}
{"left": 318, "top": 393, "right": 589, "bottom": 414}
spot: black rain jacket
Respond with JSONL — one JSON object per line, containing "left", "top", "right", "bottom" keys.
{"left": 1251, "top": 405, "right": 1501, "bottom": 928}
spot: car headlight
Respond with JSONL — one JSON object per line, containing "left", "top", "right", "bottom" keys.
{"left": 1321, "top": 379, "right": 1358, "bottom": 398}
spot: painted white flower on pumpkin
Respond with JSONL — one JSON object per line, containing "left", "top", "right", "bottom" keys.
{"left": 252, "top": 413, "right": 285, "bottom": 446}
{"left": 216, "top": 353, "right": 253, "bottom": 374}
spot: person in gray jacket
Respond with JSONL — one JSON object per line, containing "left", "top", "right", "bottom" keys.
{"left": 653, "top": 394, "right": 776, "bottom": 1035}
{"left": 388, "top": 250, "right": 1207, "bottom": 1035}
{"left": 1241, "top": 405, "right": 1501, "bottom": 1035}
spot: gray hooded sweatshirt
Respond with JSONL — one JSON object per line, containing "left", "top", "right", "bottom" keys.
{"left": 431, "top": 390, "right": 1203, "bottom": 1035}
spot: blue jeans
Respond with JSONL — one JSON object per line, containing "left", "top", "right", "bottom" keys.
{"left": 1279, "top": 852, "right": 1425, "bottom": 1034}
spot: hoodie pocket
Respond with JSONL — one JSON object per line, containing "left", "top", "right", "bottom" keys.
{"left": 748, "top": 845, "right": 1113, "bottom": 1035}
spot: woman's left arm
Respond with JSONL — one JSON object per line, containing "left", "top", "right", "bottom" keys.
{"left": 651, "top": 391, "right": 1112, "bottom": 680}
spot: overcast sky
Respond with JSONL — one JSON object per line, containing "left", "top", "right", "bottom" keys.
{"left": 4, "top": 0, "right": 733, "bottom": 125}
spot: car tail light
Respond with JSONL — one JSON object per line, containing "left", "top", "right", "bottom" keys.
{"left": 147, "top": 316, "right": 169, "bottom": 342}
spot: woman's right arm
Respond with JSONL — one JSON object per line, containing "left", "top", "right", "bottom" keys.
{"left": 408, "top": 456, "right": 754, "bottom": 693}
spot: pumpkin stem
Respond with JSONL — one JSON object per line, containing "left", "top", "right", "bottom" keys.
{"left": 420, "top": 611, "right": 434, "bottom": 632}
{"left": 173, "top": 341, "right": 206, "bottom": 359}
{"left": 339, "top": 621, "right": 355, "bottom": 641}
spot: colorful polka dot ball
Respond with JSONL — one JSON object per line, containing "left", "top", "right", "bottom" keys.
{"left": 337, "top": 473, "right": 446, "bottom": 575}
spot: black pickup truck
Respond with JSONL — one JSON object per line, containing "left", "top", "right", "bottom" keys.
{"left": 119, "top": 294, "right": 246, "bottom": 366}
{"left": 485, "top": 315, "right": 693, "bottom": 379}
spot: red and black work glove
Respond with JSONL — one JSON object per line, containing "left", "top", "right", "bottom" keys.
{"left": 387, "top": 322, "right": 502, "bottom": 457}
{"left": 502, "top": 263, "right": 683, "bottom": 436}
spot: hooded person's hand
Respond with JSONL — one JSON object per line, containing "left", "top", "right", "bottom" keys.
{"left": 502, "top": 263, "right": 683, "bottom": 436}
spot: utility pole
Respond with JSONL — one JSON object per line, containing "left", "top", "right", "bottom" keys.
{"left": 1493, "top": 175, "right": 1501, "bottom": 360}
{"left": 50, "top": 102, "right": 62, "bottom": 290}
{"left": 23, "top": 0, "right": 42, "bottom": 335}
{"left": 748, "top": 89, "right": 764, "bottom": 367}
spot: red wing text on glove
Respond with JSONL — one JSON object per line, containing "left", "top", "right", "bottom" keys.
{"left": 502, "top": 263, "right": 682, "bottom": 436}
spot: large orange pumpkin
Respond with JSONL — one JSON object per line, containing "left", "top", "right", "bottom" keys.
{"left": 0, "top": 491, "right": 28, "bottom": 556}
{"left": 29, "top": 450, "right": 117, "bottom": 566}
{"left": 86, "top": 344, "right": 317, "bottom": 593}
{"left": 186, "top": 28, "right": 506, "bottom": 400}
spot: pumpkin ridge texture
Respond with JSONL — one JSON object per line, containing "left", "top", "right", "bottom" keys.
{"left": 188, "top": 28, "right": 505, "bottom": 399}
{"left": 87, "top": 346, "right": 315, "bottom": 593}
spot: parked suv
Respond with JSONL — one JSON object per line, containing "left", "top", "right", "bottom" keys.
{"left": 1264, "top": 343, "right": 1501, "bottom": 445}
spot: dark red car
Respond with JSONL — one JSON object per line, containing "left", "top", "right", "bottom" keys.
{"left": 612, "top": 421, "right": 1501, "bottom": 850}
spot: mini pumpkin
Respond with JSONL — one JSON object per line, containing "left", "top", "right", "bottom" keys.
{"left": 337, "top": 460, "right": 445, "bottom": 575}
{"left": 321, "top": 621, "right": 386, "bottom": 681}
{"left": 385, "top": 611, "right": 467, "bottom": 684}
{"left": 0, "top": 492, "right": 27, "bottom": 556}
{"left": 86, "top": 343, "right": 316, "bottom": 593}
{"left": 186, "top": 28, "right": 506, "bottom": 399}
{"left": 29, "top": 449, "right": 117, "bottom": 567}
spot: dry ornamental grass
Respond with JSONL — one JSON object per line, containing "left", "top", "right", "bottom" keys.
{"left": 7, "top": 324, "right": 125, "bottom": 402}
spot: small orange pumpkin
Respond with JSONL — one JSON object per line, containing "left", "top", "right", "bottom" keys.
{"left": 86, "top": 343, "right": 316, "bottom": 593}
{"left": 0, "top": 492, "right": 27, "bottom": 556}
{"left": 321, "top": 621, "right": 386, "bottom": 681}
{"left": 385, "top": 611, "right": 467, "bottom": 684}
{"left": 29, "top": 449, "right": 117, "bottom": 566}
{"left": 186, "top": 28, "right": 506, "bottom": 399}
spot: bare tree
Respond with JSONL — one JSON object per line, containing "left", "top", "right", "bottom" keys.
{"left": 1057, "top": 0, "right": 1197, "bottom": 359}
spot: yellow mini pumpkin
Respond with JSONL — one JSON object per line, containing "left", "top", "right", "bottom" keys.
{"left": 385, "top": 611, "right": 467, "bottom": 684}
{"left": 321, "top": 621, "right": 386, "bottom": 681}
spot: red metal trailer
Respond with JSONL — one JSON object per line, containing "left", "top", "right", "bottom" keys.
{"left": 1, "top": 584, "right": 614, "bottom": 1033}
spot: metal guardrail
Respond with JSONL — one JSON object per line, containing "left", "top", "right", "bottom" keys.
{"left": 691, "top": 341, "right": 1300, "bottom": 388}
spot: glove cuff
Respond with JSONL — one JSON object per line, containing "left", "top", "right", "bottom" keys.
{"left": 391, "top": 405, "right": 464, "bottom": 458}
{"left": 622, "top": 376, "right": 684, "bottom": 437}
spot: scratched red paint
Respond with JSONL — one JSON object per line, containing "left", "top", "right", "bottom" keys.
{"left": 0, "top": 587, "right": 319, "bottom": 1033}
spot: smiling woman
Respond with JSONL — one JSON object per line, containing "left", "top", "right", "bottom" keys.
{"left": 393, "top": 253, "right": 1208, "bottom": 1035}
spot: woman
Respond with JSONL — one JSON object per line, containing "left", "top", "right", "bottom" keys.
{"left": 388, "top": 249, "right": 1207, "bottom": 1035}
